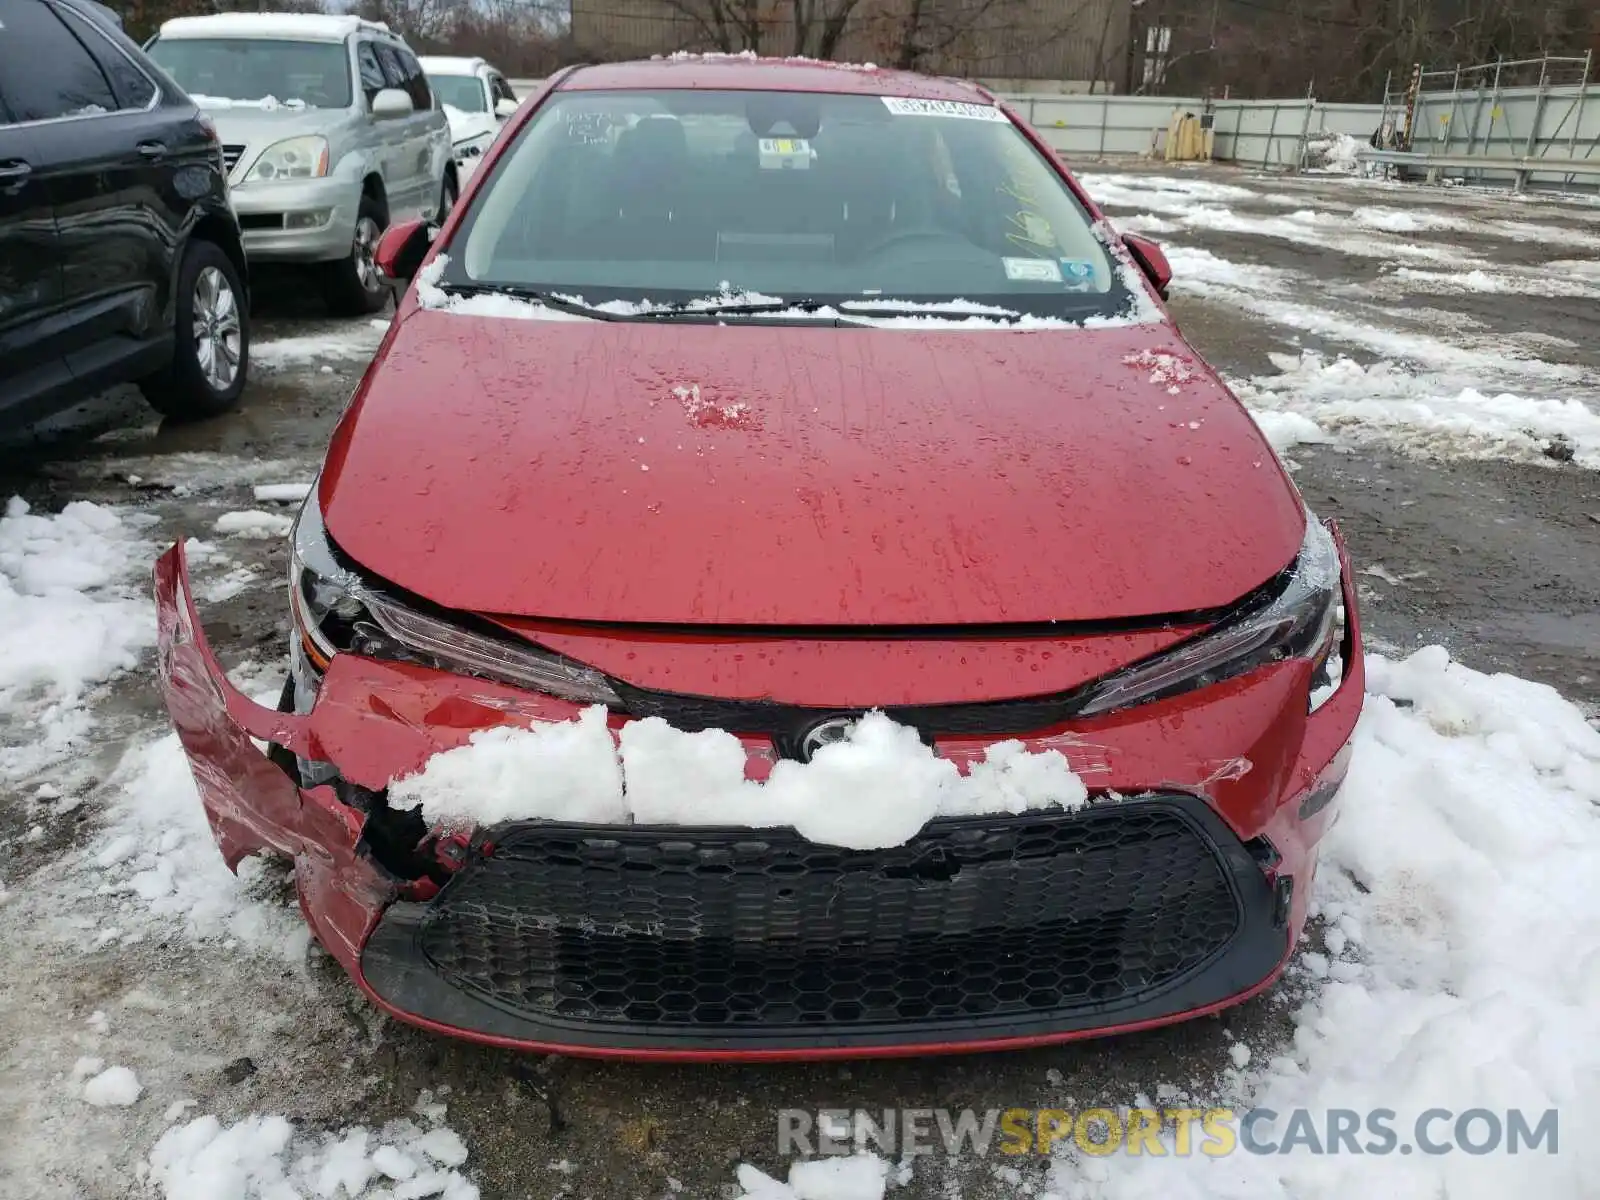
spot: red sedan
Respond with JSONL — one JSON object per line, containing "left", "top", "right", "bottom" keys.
{"left": 156, "top": 58, "right": 1363, "bottom": 1060}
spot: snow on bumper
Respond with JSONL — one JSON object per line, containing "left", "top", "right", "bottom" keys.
{"left": 154, "top": 532, "right": 1364, "bottom": 1058}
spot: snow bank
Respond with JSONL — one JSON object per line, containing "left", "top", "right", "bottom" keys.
{"left": 0, "top": 498, "right": 153, "bottom": 781}
{"left": 1044, "top": 646, "right": 1600, "bottom": 1197}
{"left": 390, "top": 709, "right": 1088, "bottom": 850}
{"left": 1235, "top": 350, "right": 1600, "bottom": 468}
{"left": 212, "top": 511, "right": 294, "bottom": 539}
{"left": 75, "top": 731, "right": 310, "bottom": 957}
{"left": 82, "top": 1065, "right": 141, "bottom": 1107}
{"left": 147, "top": 1111, "right": 479, "bottom": 1200}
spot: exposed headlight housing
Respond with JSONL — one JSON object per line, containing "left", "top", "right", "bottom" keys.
{"left": 1075, "top": 514, "right": 1344, "bottom": 717}
{"left": 288, "top": 497, "right": 621, "bottom": 705}
{"left": 243, "top": 135, "right": 330, "bottom": 183}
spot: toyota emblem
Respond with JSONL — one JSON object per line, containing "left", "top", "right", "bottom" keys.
{"left": 798, "top": 716, "right": 856, "bottom": 761}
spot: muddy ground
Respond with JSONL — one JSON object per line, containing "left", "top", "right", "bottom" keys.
{"left": 1, "top": 166, "right": 1597, "bottom": 1199}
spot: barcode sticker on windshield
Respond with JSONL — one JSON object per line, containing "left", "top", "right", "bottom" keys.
{"left": 882, "top": 97, "right": 1006, "bottom": 122}
{"left": 1003, "top": 257, "right": 1063, "bottom": 282}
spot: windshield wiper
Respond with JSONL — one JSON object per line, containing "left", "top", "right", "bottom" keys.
{"left": 837, "top": 301, "right": 1024, "bottom": 323}
{"left": 438, "top": 283, "right": 632, "bottom": 321}
{"left": 440, "top": 286, "right": 880, "bottom": 326}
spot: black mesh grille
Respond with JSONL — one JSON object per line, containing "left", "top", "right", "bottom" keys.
{"left": 222, "top": 145, "right": 245, "bottom": 173}
{"left": 611, "top": 681, "right": 1093, "bottom": 747}
{"left": 415, "top": 803, "right": 1243, "bottom": 1029}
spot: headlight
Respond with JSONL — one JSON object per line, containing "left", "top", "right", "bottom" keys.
{"left": 289, "top": 497, "right": 621, "bottom": 705}
{"left": 243, "top": 135, "right": 330, "bottom": 183}
{"left": 1075, "top": 514, "right": 1343, "bottom": 717}
{"left": 453, "top": 132, "right": 492, "bottom": 159}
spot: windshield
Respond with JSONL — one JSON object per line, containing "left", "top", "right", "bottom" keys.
{"left": 447, "top": 89, "right": 1129, "bottom": 321}
{"left": 431, "top": 74, "right": 486, "bottom": 113}
{"left": 148, "top": 38, "right": 352, "bottom": 109}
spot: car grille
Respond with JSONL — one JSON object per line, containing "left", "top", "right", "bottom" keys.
{"left": 222, "top": 145, "right": 246, "bottom": 174}
{"left": 413, "top": 800, "right": 1244, "bottom": 1030}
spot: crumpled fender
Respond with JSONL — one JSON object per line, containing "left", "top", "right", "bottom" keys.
{"left": 155, "top": 544, "right": 392, "bottom": 970}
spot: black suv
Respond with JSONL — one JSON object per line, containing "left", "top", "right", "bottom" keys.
{"left": 0, "top": 0, "right": 250, "bottom": 431}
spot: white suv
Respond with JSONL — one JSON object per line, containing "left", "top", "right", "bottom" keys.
{"left": 148, "top": 14, "right": 455, "bottom": 314}
{"left": 418, "top": 56, "right": 518, "bottom": 173}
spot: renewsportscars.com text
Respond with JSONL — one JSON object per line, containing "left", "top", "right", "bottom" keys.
{"left": 778, "top": 1107, "right": 1559, "bottom": 1159}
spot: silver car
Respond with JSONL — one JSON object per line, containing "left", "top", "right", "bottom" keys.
{"left": 147, "top": 13, "right": 455, "bottom": 314}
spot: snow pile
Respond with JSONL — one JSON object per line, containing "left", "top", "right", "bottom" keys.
{"left": 1041, "top": 646, "right": 1600, "bottom": 1198}
{"left": 251, "top": 482, "right": 313, "bottom": 505}
{"left": 737, "top": 1154, "right": 889, "bottom": 1200}
{"left": 390, "top": 708, "right": 1089, "bottom": 850}
{"left": 1302, "top": 131, "right": 1364, "bottom": 174}
{"left": 1387, "top": 264, "right": 1600, "bottom": 300}
{"left": 82, "top": 1065, "right": 142, "bottom": 1107}
{"left": 74, "top": 731, "right": 310, "bottom": 957}
{"left": 0, "top": 498, "right": 153, "bottom": 780}
{"left": 252, "top": 326, "right": 386, "bottom": 370}
{"left": 1235, "top": 350, "right": 1600, "bottom": 467}
{"left": 212, "top": 510, "right": 294, "bottom": 539}
{"left": 147, "top": 1111, "right": 479, "bottom": 1200}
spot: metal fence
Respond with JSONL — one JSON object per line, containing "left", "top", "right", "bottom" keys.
{"left": 1381, "top": 55, "right": 1600, "bottom": 190}
{"left": 999, "top": 93, "right": 1383, "bottom": 167}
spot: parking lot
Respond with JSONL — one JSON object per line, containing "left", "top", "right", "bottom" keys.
{"left": 1, "top": 165, "right": 1597, "bottom": 1198}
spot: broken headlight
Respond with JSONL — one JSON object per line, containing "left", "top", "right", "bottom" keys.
{"left": 288, "top": 496, "right": 621, "bottom": 705}
{"left": 1075, "top": 514, "right": 1344, "bottom": 717}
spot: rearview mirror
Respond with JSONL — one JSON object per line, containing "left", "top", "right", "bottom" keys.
{"left": 494, "top": 96, "right": 518, "bottom": 120}
{"left": 371, "top": 88, "right": 413, "bottom": 119}
{"left": 1122, "top": 233, "right": 1172, "bottom": 301}
{"left": 376, "top": 218, "right": 430, "bottom": 289}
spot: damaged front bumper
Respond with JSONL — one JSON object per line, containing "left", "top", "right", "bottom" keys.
{"left": 155, "top": 536, "right": 1365, "bottom": 1061}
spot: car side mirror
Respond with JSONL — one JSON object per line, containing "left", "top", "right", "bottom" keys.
{"left": 376, "top": 218, "right": 430, "bottom": 288}
{"left": 1122, "top": 233, "right": 1172, "bottom": 300}
{"left": 494, "top": 96, "right": 518, "bottom": 120}
{"left": 371, "top": 88, "right": 413, "bottom": 119}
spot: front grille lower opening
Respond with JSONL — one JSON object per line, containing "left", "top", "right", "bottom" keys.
{"left": 414, "top": 806, "right": 1244, "bottom": 1029}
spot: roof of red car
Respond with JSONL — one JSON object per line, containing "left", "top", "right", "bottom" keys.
{"left": 558, "top": 55, "right": 994, "bottom": 102}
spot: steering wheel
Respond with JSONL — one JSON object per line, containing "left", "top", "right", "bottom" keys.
{"left": 855, "top": 227, "right": 959, "bottom": 260}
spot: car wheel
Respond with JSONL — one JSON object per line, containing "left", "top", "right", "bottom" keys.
{"left": 139, "top": 239, "right": 248, "bottom": 421}
{"left": 437, "top": 171, "right": 457, "bottom": 223}
{"left": 324, "top": 195, "right": 389, "bottom": 316}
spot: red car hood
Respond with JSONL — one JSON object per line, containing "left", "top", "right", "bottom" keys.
{"left": 321, "top": 312, "right": 1304, "bottom": 625}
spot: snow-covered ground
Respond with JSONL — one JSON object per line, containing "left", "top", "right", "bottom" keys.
{"left": 2, "top": 168, "right": 1598, "bottom": 1199}
{"left": 1080, "top": 170, "right": 1600, "bottom": 469}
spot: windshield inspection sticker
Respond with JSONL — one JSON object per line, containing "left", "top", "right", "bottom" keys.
{"left": 882, "top": 97, "right": 1007, "bottom": 122}
{"left": 1059, "top": 259, "right": 1098, "bottom": 289}
{"left": 1003, "top": 257, "right": 1064, "bottom": 283}
{"left": 758, "top": 137, "right": 814, "bottom": 170}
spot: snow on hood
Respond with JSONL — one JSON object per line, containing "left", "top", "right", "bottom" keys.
{"left": 441, "top": 102, "right": 496, "bottom": 145}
